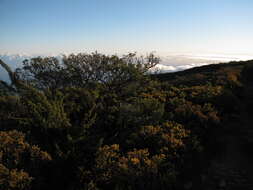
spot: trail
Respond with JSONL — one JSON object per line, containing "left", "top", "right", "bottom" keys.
{"left": 206, "top": 134, "right": 253, "bottom": 189}
{"left": 203, "top": 85, "right": 253, "bottom": 190}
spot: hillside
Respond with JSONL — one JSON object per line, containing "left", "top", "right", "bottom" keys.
{"left": 0, "top": 54, "right": 253, "bottom": 190}
{"left": 154, "top": 60, "right": 253, "bottom": 189}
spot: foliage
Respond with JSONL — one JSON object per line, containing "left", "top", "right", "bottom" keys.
{"left": 0, "top": 130, "right": 51, "bottom": 190}
{"left": 0, "top": 54, "right": 252, "bottom": 189}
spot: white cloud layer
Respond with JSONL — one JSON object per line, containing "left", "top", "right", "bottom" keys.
{"left": 1, "top": 53, "right": 253, "bottom": 82}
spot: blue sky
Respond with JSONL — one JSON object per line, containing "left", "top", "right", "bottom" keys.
{"left": 1, "top": 0, "right": 253, "bottom": 55}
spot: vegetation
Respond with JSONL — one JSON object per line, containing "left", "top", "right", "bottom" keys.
{"left": 0, "top": 53, "right": 253, "bottom": 189}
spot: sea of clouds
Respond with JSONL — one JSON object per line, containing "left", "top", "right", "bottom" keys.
{"left": 1, "top": 53, "right": 253, "bottom": 82}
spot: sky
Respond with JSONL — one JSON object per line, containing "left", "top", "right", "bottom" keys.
{"left": 1, "top": 0, "right": 253, "bottom": 56}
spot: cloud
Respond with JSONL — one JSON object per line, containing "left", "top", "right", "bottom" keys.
{"left": 150, "top": 62, "right": 210, "bottom": 73}
{"left": 151, "top": 53, "right": 253, "bottom": 73}
{"left": 1, "top": 53, "right": 253, "bottom": 82}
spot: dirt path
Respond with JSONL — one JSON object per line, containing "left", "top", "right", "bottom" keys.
{"left": 203, "top": 129, "right": 253, "bottom": 189}
{"left": 203, "top": 85, "right": 253, "bottom": 190}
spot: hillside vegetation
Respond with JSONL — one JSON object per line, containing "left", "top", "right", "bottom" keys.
{"left": 0, "top": 53, "right": 253, "bottom": 190}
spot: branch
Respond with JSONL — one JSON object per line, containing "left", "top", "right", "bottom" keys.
{"left": 0, "top": 59, "right": 16, "bottom": 85}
